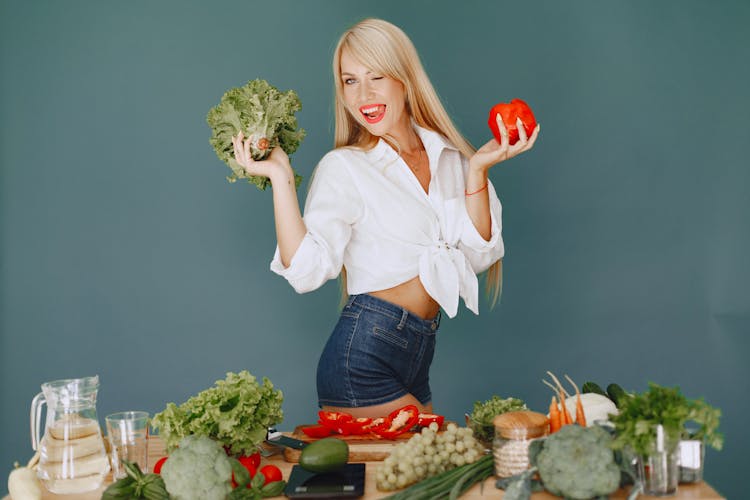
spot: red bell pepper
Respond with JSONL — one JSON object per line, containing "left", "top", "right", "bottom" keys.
{"left": 488, "top": 98, "right": 537, "bottom": 146}
{"left": 371, "top": 405, "right": 420, "bottom": 439}
{"left": 301, "top": 424, "right": 335, "bottom": 438}
{"left": 339, "top": 417, "right": 373, "bottom": 435}
{"left": 417, "top": 413, "right": 445, "bottom": 428}
{"left": 317, "top": 410, "right": 355, "bottom": 434}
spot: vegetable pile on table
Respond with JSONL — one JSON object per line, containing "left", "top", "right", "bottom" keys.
{"left": 207, "top": 78, "right": 306, "bottom": 190}
{"left": 101, "top": 371, "right": 287, "bottom": 500}
{"left": 102, "top": 436, "right": 286, "bottom": 500}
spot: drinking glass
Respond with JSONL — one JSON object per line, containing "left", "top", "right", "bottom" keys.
{"left": 106, "top": 411, "right": 150, "bottom": 479}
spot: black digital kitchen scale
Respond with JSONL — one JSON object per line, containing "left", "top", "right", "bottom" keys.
{"left": 283, "top": 463, "right": 365, "bottom": 499}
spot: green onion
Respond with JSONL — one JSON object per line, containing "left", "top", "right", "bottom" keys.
{"left": 382, "top": 454, "right": 494, "bottom": 500}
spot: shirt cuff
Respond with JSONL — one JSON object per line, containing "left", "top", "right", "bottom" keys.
{"left": 460, "top": 207, "right": 501, "bottom": 252}
{"left": 269, "top": 234, "right": 322, "bottom": 293}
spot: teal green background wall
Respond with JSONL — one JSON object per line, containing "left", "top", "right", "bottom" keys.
{"left": 2, "top": 0, "right": 748, "bottom": 496}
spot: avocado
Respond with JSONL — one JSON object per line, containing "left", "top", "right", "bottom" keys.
{"left": 299, "top": 437, "right": 349, "bottom": 473}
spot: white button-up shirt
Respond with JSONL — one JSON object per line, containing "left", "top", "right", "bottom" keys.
{"left": 270, "top": 125, "right": 504, "bottom": 318}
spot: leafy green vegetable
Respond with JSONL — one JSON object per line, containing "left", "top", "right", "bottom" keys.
{"left": 685, "top": 397, "right": 724, "bottom": 450}
{"left": 102, "top": 460, "right": 168, "bottom": 500}
{"left": 609, "top": 382, "right": 723, "bottom": 456}
{"left": 151, "top": 371, "right": 283, "bottom": 456}
{"left": 468, "top": 395, "right": 527, "bottom": 443}
{"left": 207, "top": 78, "right": 306, "bottom": 190}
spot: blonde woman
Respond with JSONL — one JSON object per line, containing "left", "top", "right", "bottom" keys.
{"left": 232, "top": 18, "right": 539, "bottom": 418}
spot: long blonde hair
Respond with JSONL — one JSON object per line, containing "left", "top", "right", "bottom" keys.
{"left": 332, "top": 18, "right": 503, "bottom": 307}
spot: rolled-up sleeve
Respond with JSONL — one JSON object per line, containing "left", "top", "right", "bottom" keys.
{"left": 457, "top": 179, "right": 505, "bottom": 273}
{"left": 270, "top": 152, "right": 362, "bottom": 293}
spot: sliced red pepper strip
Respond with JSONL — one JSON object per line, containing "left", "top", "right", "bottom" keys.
{"left": 317, "top": 410, "right": 355, "bottom": 434}
{"left": 339, "top": 417, "right": 373, "bottom": 435}
{"left": 417, "top": 413, "right": 445, "bottom": 428}
{"left": 371, "top": 405, "right": 420, "bottom": 439}
{"left": 318, "top": 410, "right": 354, "bottom": 423}
{"left": 301, "top": 424, "right": 335, "bottom": 438}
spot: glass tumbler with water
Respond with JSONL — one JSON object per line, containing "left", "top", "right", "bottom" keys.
{"left": 106, "top": 411, "right": 150, "bottom": 478}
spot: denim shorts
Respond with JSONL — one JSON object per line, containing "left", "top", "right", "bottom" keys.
{"left": 317, "top": 294, "right": 441, "bottom": 408}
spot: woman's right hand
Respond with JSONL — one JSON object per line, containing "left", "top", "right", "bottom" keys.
{"left": 232, "top": 131, "right": 293, "bottom": 184}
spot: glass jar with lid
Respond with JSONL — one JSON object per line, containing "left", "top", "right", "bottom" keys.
{"left": 492, "top": 410, "right": 549, "bottom": 477}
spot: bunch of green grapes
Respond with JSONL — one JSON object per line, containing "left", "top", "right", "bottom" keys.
{"left": 376, "top": 422, "right": 486, "bottom": 491}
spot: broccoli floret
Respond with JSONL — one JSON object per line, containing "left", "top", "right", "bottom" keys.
{"left": 160, "top": 435, "right": 233, "bottom": 500}
{"left": 535, "top": 425, "right": 620, "bottom": 499}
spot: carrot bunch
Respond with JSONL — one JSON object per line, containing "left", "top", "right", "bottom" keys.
{"left": 544, "top": 371, "right": 586, "bottom": 433}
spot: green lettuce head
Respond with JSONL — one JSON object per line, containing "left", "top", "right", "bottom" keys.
{"left": 151, "top": 370, "right": 284, "bottom": 456}
{"left": 207, "top": 78, "right": 305, "bottom": 190}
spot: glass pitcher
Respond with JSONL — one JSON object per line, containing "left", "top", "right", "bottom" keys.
{"left": 30, "top": 376, "right": 111, "bottom": 494}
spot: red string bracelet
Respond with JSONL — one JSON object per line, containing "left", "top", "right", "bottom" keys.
{"left": 465, "top": 182, "right": 488, "bottom": 196}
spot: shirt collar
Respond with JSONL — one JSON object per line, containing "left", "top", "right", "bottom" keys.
{"left": 414, "top": 122, "right": 459, "bottom": 156}
{"left": 364, "top": 121, "right": 459, "bottom": 165}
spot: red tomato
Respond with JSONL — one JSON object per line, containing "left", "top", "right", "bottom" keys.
{"left": 244, "top": 452, "right": 261, "bottom": 470}
{"left": 231, "top": 454, "right": 258, "bottom": 488}
{"left": 488, "top": 98, "right": 537, "bottom": 146}
{"left": 259, "top": 464, "right": 283, "bottom": 485}
{"left": 152, "top": 456, "right": 168, "bottom": 474}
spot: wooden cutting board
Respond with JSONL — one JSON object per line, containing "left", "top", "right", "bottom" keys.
{"left": 282, "top": 423, "right": 449, "bottom": 463}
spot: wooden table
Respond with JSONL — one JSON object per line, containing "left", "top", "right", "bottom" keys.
{"left": 6, "top": 435, "right": 725, "bottom": 499}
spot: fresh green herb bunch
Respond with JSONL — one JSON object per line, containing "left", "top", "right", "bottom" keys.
{"left": 468, "top": 395, "right": 527, "bottom": 443}
{"left": 207, "top": 78, "right": 305, "bottom": 190}
{"left": 152, "top": 370, "right": 283, "bottom": 456}
{"left": 685, "top": 397, "right": 723, "bottom": 450}
{"left": 102, "top": 460, "right": 168, "bottom": 500}
{"left": 609, "top": 382, "right": 723, "bottom": 456}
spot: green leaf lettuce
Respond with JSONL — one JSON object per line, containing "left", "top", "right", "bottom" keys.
{"left": 152, "top": 370, "right": 284, "bottom": 456}
{"left": 207, "top": 79, "right": 305, "bottom": 190}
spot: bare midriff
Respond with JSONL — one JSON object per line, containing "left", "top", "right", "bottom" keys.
{"left": 368, "top": 276, "right": 440, "bottom": 320}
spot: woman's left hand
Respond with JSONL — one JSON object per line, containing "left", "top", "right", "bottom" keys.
{"left": 469, "top": 116, "right": 540, "bottom": 172}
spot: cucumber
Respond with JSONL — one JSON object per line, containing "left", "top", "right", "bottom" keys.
{"left": 606, "top": 383, "right": 630, "bottom": 408}
{"left": 299, "top": 437, "right": 349, "bottom": 473}
{"left": 582, "top": 381, "right": 608, "bottom": 397}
